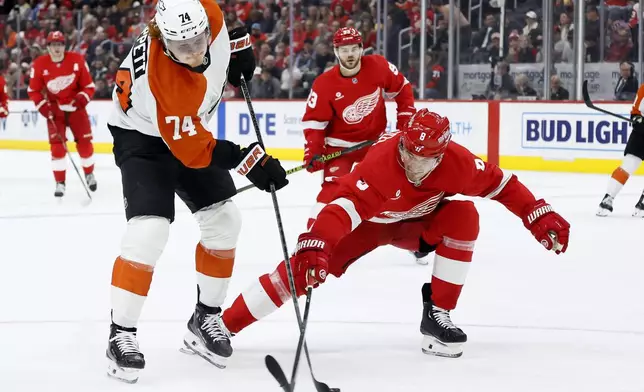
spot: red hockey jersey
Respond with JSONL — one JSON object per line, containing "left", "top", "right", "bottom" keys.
{"left": 0, "top": 75, "right": 8, "bottom": 114}
{"left": 301, "top": 54, "right": 415, "bottom": 149}
{"left": 28, "top": 52, "right": 95, "bottom": 110}
{"left": 309, "top": 131, "right": 539, "bottom": 248}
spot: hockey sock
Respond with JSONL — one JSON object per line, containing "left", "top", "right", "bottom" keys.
{"left": 76, "top": 141, "right": 94, "bottom": 175}
{"left": 111, "top": 256, "right": 154, "bottom": 328}
{"left": 606, "top": 154, "right": 642, "bottom": 198}
{"left": 195, "top": 243, "right": 235, "bottom": 308}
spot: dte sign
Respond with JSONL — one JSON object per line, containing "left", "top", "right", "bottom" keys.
{"left": 239, "top": 113, "right": 276, "bottom": 135}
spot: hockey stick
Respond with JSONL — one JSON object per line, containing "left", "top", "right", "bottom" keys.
{"left": 235, "top": 140, "right": 374, "bottom": 195}
{"left": 239, "top": 78, "right": 337, "bottom": 392}
{"left": 582, "top": 80, "right": 631, "bottom": 123}
{"left": 49, "top": 118, "right": 93, "bottom": 205}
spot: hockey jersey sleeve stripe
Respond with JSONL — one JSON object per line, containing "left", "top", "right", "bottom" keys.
{"left": 384, "top": 77, "right": 410, "bottom": 99}
{"left": 301, "top": 120, "right": 328, "bottom": 130}
{"left": 78, "top": 91, "right": 92, "bottom": 102}
{"left": 34, "top": 100, "right": 46, "bottom": 109}
{"left": 330, "top": 197, "right": 362, "bottom": 230}
{"left": 484, "top": 169, "right": 513, "bottom": 199}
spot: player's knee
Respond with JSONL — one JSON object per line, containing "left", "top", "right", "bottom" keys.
{"left": 444, "top": 201, "right": 480, "bottom": 240}
{"left": 50, "top": 142, "right": 66, "bottom": 159}
{"left": 120, "top": 216, "right": 170, "bottom": 267}
{"left": 622, "top": 154, "right": 642, "bottom": 174}
{"left": 76, "top": 139, "right": 94, "bottom": 158}
{"left": 195, "top": 200, "right": 241, "bottom": 250}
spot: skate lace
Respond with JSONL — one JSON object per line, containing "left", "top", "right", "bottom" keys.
{"left": 201, "top": 314, "right": 231, "bottom": 342}
{"left": 110, "top": 330, "right": 140, "bottom": 355}
{"left": 432, "top": 305, "right": 457, "bottom": 330}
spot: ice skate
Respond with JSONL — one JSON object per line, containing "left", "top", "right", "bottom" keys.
{"left": 106, "top": 323, "right": 145, "bottom": 383}
{"left": 633, "top": 193, "right": 644, "bottom": 217}
{"left": 182, "top": 302, "right": 233, "bottom": 368}
{"left": 86, "top": 173, "right": 97, "bottom": 192}
{"left": 596, "top": 194, "right": 614, "bottom": 216}
{"left": 411, "top": 250, "right": 430, "bottom": 265}
{"left": 420, "top": 283, "right": 466, "bottom": 358}
{"left": 54, "top": 182, "right": 65, "bottom": 198}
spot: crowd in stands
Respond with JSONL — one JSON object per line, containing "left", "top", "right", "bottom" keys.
{"left": 0, "top": 0, "right": 640, "bottom": 102}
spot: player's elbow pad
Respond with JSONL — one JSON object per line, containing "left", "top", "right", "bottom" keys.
{"left": 210, "top": 139, "right": 242, "bottom": 170}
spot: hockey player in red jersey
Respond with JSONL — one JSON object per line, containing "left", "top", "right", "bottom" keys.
{"left": 0, "top": 75, "right": 8, "bottom": 119}
{"left": 221, "top": 109, "right": 570, "bottom": 358}
{"left": 28, "top": 31, "right": 97, "bottom": 197}
{"left": 301, "top": 27, "right": 415, "bottom": 226}
{"left": 301, "top": 27, "right": 427, "bottom": 263}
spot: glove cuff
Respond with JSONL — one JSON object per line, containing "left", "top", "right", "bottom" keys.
{"left": 296, "top": 233, "right": 330, "bottom": 254}
{"left": 235, "top": 143, "right": 266, "bottom": 176}
{"left": 523, "top": 199, "right": 553, "bottom": 226}
{"left": 211, "top": 139, "right": 242, "bottom": 170}
{"left": 230, "top": 34, "right": 251, "bottom": 53}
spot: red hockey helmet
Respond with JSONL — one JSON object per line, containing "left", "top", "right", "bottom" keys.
{"left": 332, "top": 27, "right": 362, "bottom": 48}
{"left": 47, "top": 31, "right": 65, "bottom": 45}
{"left": 399, "top": 109, "right": 451, "bottom": 182}
{"left": 402, "top": 109, "right": 451, "bottom": 158}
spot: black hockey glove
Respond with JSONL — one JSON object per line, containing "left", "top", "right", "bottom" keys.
{"left": 228, "top": 26, "right": 255, "bottom": 87}
{"left": 235, "top": 142, "right": 288, "bottom": 192}
{"left": 632, "top": 114, "right": 644, "bottom": 132}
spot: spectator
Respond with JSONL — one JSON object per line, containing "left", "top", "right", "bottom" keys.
{"left": 486, "top": 61, "right": 516, "bottom": 99}
{"left": 513, "top": 74, "right": 538, "bottom": 99}
{"left": 606, "top": 20, "right": 633, "bottom": 61}
{"left": 523, "top": 11, "right": 540, "bottom": 36}
{"left": 586, "top": 5, "right": 601, "bottom": 62}
{"left": 472, "top": 14, "right": 498, "bottom": 54}
{"left": 313, "top": 42, "right": 334, "bottom": 75}
{"left": 94, "top": 79, "right": 112, "bottom": 99}
{"left": 251, "top": 68, "right": 281, "bottom": 99}
{"left": 550, "top": 76, "right": 569, "bottom": 100}
{"left": 614, "top": 61, "right": 639, "bottom": 101}
{"left": 262, "top": 54, "right": 283, "bottom": 80}
{"left": 250, "top": 23, "right": 267, "bottom": 45}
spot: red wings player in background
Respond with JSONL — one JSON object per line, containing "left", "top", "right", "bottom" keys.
{"left": 28, "top": 31, "right": 97, "bottom": 198}
{"left": 0, "top": 75, "right": 8, "bottom": 119}
{"left": 220, "top": 109, "right": 570, "bottom": 358}
{"left": 301, "top": 27, "right": 415, "bottom": 221}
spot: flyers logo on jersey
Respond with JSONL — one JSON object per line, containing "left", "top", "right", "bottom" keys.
{"left": 342, "top": 87, "right": 380, "bottom": 124}
{"left": 46, "top": 74, "right": 75, "bottom": 94}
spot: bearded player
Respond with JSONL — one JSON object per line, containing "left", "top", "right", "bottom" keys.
{"left": 301, "top": 27, "right": 427, "bottom": 263}
{"left": 28, "top": 31, "right": 97, "bottom": 197}
{"left": 220, "top": 109, "right": 570, "bottom": 358}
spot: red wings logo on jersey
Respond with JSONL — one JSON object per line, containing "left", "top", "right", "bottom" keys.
{"left": 46, "top": 74, "right": 76, "bottom": 94}
{"left": 378, "top": 191, "right": 445, "bottom": 222}
{"left": 342, "top": 87, "right": 380, "bottom": 124}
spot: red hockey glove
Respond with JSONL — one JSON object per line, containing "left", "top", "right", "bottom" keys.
{"left": 396, "top": 109, "right": 415, "bottom": 132}
{"left": 37, "top": 102, "right": 53, "bottom": 120}
{"left": 73, "top": 93, "right": 89, "bottom": 109}
{"left": 522, "top": 199, "right": 570, "bottom": 254}
{"left": 0, "top": 104, "right": 7, "bottom": 118}
{"left": 294, "top": 233, "right": 331, "bottom": 288}
{"left": 303, "top": 130, "right": 326, "bottom": 173}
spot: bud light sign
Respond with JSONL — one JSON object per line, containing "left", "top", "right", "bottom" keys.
{"left": 521, "top": 111, "right": 631, "bottom": 152}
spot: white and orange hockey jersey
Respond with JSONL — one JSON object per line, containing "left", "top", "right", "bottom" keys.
{"left": 108, "top": 0, "right": 246, "bottom": 169}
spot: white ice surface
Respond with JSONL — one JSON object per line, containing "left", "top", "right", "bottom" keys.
{"left": 1, "top": 150, "right": 643, "bottom": 392}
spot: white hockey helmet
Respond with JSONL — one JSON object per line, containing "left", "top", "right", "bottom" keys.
{"left": 155, "top": 0, "right": 210, "bottom": 61}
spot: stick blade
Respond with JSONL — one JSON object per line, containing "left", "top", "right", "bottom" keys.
{"left": 265, "top": 355, "right": 291, "bottom": 390}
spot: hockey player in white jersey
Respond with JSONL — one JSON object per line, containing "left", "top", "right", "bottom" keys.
{"left": 105, "top": 0, "right": 288, "bottom": 383}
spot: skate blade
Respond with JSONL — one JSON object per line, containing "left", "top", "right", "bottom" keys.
{"left": 107, "top": 358, "right": 140, "bottom": 384}
{"left": 421, "top": 335, "right": 463, "bottom": 358}
{"left": 596, "top": 207, "right": 611, "bottom": 217}
{"left": 415, "top": 256, "right": 429, "bottom": 265}
{"left": 183, "top": 332, "right": 228, "bottom": 369}
{"left": 632, "top": 208, "right": 644, "bottom": 218}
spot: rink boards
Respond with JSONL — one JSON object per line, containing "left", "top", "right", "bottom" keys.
{"left": 0, "top": 99, "right": 640, "bottom": 175}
